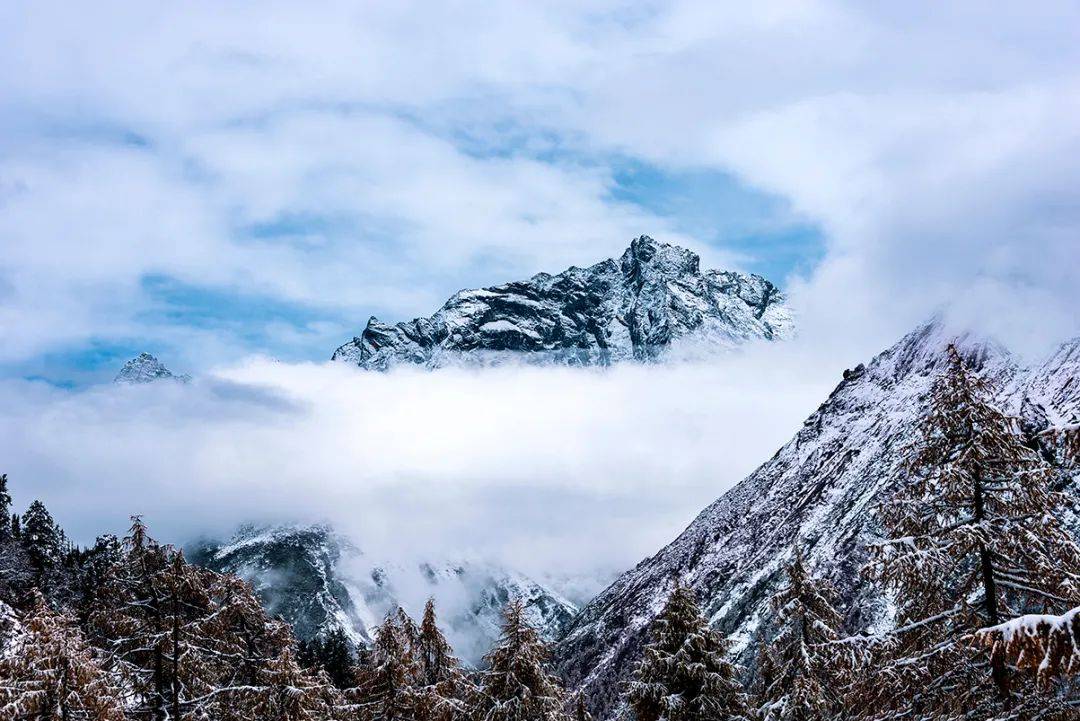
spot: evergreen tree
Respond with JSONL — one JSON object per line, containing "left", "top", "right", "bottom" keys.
{"left": 0, "top": 475, "right": 11, "bottom": 543}
{"left": 21, "top": 499, "right": 62, "bottom": 573}
{"left": 756, "top": 553, "right": 844, "bottom": 721}
{"left": 300, "top": 628, "right": 356, "bottom": 690}
{"left": 414, "top": 598, "right": 472, "bottom": 721}
{"left": 0, "top": 591, "right": 125, "bottom": 721}
{"left": 627, "top": 583, "right": 750, "bottom": 721}
{"left": 10, "top": 512, "right": 20, "bottom": 541}
{"left": 866, "top": 346, "right": 1080, "bottom": 717}
{"left": 352, "top": 610, "right": 421, "bottom": 721}
{"left": 472, "top": 599, "right": 568, "bottom": 721}
{"left": 243, "top": 647, "right": 338, "bottom": 721}
{"left": 571, "top": 692, "right": 593, "bottom": 721}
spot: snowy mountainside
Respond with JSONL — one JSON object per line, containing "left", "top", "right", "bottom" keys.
{"left": 189, "top": 523, "right": 578, "bottom": 665}
{"left": 332, "top": 235, "right": 792, "bottom": 370}
{"left": 554, "top": 322, "right": 1079, "bottom": 719}
{"left": 113, "top": 352, "right": 191, "bottom": 384}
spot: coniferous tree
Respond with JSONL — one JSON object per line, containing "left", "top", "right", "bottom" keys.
{"left": 627, "top": 583, "right": 750, "bottom": 721}
{"left": 571, "top": 692, "right": 593, "bottom": 721}
{"left": 21, "top": 500, "right": 62, "bottom": 573}
{"left": 0, "top": 591, "right": 125, "bottom": 721}
{"left": 10, "top": 512, "right": 20, "bottom": 541}
{"left": 352, "top": 609, "right": 421, "bottom": 721}
{"left": 472, "top": 599, "right": 568, "bottom": 721}
{"left": 0, "top": 475, "right": 11, "bottom": 543}
{"left": 414, "top": 598, "right": 472, "bottom": 721}
{"left": 300, "top": 628, "right": 356, "bottom": 691}
{"left": 865, "top": 346, "right": 1080, "bottom": 717}
{"left": 756, "top": 553, "right": 844, "bottom": 721}
{"left": 244, "top": 647, "right": 338, "bottom": 721}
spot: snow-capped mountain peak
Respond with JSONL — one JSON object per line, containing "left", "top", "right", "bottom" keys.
{"left": 113, "top": 352, "right": 191, "bottom": 384}
{"left": 332, "top": 235, "right": 792, "bottom": 370}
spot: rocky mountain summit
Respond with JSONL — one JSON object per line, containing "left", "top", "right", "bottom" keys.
{"left": 332, "top": 236, "right": 792, "bottom": 369}
{"left": 554, "top": 321, "right": 1080, "bottom": 719}
{"left": 113, "top": 352, "right": 190, "bottom": 384}
{"left": 189, "top": 523, "right": 578, "bottom": 665}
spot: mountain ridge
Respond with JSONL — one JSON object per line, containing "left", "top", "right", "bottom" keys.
{"left": 189, "top": 522, "right": 579, "bottom": 666}
{"left": 332, "top": 236, "right": 792, "bottom": 370}
{"left": 554, "top": 321, "right": 1080, "bottom": 719}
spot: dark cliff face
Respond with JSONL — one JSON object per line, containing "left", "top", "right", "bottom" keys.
{"left": 189, "top": 523, "right": 580, "bottom": 665}
{"left": 189, "top": 525, "right": 365, "bottom": 645}
{"left": 332, "top": 236, "right": 792, "bottom": 369}
{"left": 553, "top": 322, "right": 1080, "bottom": 720}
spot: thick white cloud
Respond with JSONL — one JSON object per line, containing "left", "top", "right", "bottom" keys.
{"left": 0, "top": 346, "right": 839, "bottom": 576}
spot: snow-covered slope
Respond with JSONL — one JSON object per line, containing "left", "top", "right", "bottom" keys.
{"left": 113, "top": 352, "right": 191, "bottom": 384}
{"left": 190, "top": 523, "right": 578, "bottom": 665}
{"left": 332, "top": 236, "right": 792, "bottom": 370}
{"left": 554, "top": 322, "right": 1080, "bottom": 719}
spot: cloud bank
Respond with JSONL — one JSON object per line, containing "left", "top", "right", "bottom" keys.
{"left": 0, "top": 344, "right": 840, "bottom": 577}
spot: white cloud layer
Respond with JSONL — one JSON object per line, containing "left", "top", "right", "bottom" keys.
{"left": 0, "top": 344, "right": 840, "bottom": 577}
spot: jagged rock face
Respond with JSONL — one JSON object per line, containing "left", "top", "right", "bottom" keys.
{"left": 189, "top": 525, "right": 364, "bottom": 645}
{"left": 113, "top": 352, "right": 191, "bottom": 384}
{"left": 332, "top": 236, "right": 792, "bottom": 369}
{"left": 554, "top": 322, "right": 1080, "bottom": 720}
{"left": 190, "top": 524, "right": 579, "bottom": 665}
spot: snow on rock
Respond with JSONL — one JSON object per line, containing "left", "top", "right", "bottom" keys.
{"left": 554, "top": 320, "right": 1080, "bottom": 719}
{"left": 113, "top": 352, "right": 191, "bottom": 384}
{"left": 189, "top": 523, "right": 578, "bottom": 665}
{"left": 332, "top": 236, "right": 792, "bottom": 370}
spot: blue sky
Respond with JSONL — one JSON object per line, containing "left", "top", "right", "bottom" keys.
{"left": 1, "top": 1, "right": 1077, "bottom": 388}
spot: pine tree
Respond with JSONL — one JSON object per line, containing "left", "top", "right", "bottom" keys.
{"left": 10, "top": 513, "right": 20, "bottom": 541}
{"left": 309, "top": 628, "right": 356, "bottom": 690}
{"left": 352, "top": 610, "right": 421, "bottom": 721}
{"left": 0, "top": 475, "right": 11, "bottom": 543}
{"left": 472, "top": 599, "right": 568, "bottom": 721}
{"left": 0, "top": 591, "right": 125, "bottom": 721}
{"left": 627, "top": 583, "right": 750, "bottom": 721}
{"left": 866, "top": 346, "right": 1080, "bottom": 717}
{"left": 571, "top": 692, "right": 593, "bottom": 721}
{"left": 21, "top": 500, "right": 62, "bottom": 573}
{"left": 414, "top": 599, "right": 472, "bottom": 721}
{"left": 245, "top": 647, "right": 338, "bottom": 721}
{"left": 757, "top": 553, "right": 844, "bottom": 721}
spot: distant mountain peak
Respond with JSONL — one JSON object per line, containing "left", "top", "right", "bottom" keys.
{"left": 114, "top": 352, "right": 191, "bottom": 385}
{"left": 332, "top": 235, "right": 792, "bottom": 370}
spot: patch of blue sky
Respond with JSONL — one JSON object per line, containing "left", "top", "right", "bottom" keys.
{"left": 6, "top": 340, "right": 146, "bottom": 388}
{"left": 608, "top": 159, "right": 825, "bottom": 283}
{"left": 137, "top": 275, "right": 349, "bottom": 354}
